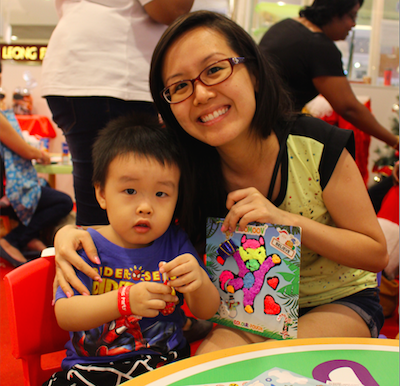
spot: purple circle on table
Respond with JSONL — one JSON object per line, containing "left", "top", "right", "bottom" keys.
{"left": 312, "top": 360, "right": 379, "bottom": 385}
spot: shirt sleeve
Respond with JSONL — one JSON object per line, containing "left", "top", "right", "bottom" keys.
{"left": 291, "top": 116, "right": 355, "bottom": 190}
{"left": 309, "top": 35, "right": 345, "bottom": 79}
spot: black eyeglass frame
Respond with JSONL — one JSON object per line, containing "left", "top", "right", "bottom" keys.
{"left": 160, "top": 57, "right": 246, "bottom": 104}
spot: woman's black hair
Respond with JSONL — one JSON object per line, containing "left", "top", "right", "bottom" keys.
{"left": 150, "top": 10, "right": 292, "bottom": 141}
{"left": 149, "top": 10, "right": 294, "bottom": 244}
{"left": 92, "top": 112, "right": 195, "bottom": 235}
{"left": 299, "top": 0, "right": 364, "bottom": 27}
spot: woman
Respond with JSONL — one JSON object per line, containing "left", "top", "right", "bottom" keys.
{"left": 0, "top": 111, "right": 73, "bottom": 267}
{"left": 259, "top": 0, "right": 398, "bottom": 150}
{"left": 54, "top": 11, "right": 388, "bottom": 352}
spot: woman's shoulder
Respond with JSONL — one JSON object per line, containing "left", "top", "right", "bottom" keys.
{"left": 293, "top": 114, "right": 342, "bottom": 132}
{"left": 290, "top": 115, "right": 353, "bottom": 146}
{"left": 263, "top": 18, "right": 314, "bottom": 39}
{"left": 291, "top": 115, "right": 355, "bottom": 156}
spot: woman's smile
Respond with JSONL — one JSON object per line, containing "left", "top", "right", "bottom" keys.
{"left": 198, "top": 106, "right": 230, "bottom": 124}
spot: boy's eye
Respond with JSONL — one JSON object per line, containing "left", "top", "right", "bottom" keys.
{"left": 125, "top": 189, "right": 136, "bottom": 195}
{"left": 156, "top": 191, "right": 167, "bottom": 197}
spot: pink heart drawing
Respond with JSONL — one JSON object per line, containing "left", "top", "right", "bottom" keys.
{"left": 264, "top": 295, "right": 281, "bottom": 315}
{"left": 267, "top": 276, "right": 279, "bottom": 290}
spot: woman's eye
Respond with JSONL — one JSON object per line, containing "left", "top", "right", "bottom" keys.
{"left": 172, "top": 82, "right": 189, "bottom": 95}
{"left": 156, "top": 191, "right": 167, "bottom": 198}
{"left": 125, "top": 189, "right": 136, "bottom": 195}
{"left": 207, "top": 65, "right": 223, "bottom": 76}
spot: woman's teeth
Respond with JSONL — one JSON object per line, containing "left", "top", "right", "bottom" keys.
{"left": 200, "top": 107, "right": 228, "bottom": 123}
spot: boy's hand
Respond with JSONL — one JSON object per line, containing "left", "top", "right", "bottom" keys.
{"left": 159, "top": 254, "right": 204, "bottom": 294}
{"left": 129, "top": 282, "right": 178, "bottom": 318}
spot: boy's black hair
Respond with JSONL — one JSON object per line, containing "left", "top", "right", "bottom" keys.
{"left": 299, "top": 0, "right": 364, "bottom": 27}
{"left": 92, "top": 113, "right": 194, "bottom": 236}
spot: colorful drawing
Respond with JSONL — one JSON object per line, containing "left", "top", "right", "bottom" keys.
{"left": 206, "top": 218, "right": 301, "bottom": 340}
{"left": 277, "top": 313, "right": 293, "bottom": 339}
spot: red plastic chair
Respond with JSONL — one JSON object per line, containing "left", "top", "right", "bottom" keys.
{"left": 4, "top": 254, "right": 69, "bottom": 386}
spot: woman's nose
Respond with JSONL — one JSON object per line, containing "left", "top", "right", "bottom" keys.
{"left": 193, "top": 81, "right": 216, "bottom": 106}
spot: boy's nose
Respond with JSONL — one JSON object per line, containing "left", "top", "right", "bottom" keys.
{"left": 136, "top": 200, "right": 152, "bottom": 215}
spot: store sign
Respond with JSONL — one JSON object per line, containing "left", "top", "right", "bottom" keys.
{"left": 1, "top": 44, "right": 47, "bottom": 62}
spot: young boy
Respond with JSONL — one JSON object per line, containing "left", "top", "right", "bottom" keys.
{"left": 44, "top": 114, "right": 220, "bottom": 386}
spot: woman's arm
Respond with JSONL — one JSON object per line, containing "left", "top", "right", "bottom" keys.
{"left": 313, "top": 76, "right": 398, "bottom": 148}
{"left": 143, "top": 0, "right": 194, "bottom": 25}
{"left": 222, "top": 150, "right": 388, "bottom": 273}
{"left": 0, "top": 113, "right": 51, "bottom": 163}
{"left": 292, "top": 149, "right": 388, "bottom": 272}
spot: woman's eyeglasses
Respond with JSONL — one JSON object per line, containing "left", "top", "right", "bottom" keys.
{"left": 161, "top": 57, "right": 246, "bottom": 104}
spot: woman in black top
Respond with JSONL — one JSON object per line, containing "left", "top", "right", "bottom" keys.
{"left": 259, "top": 0, "right": 398, "bottom": 149}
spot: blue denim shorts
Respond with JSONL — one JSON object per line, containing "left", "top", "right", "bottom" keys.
{"left": 299, "top": 287, "right": 384, "bottom": 338}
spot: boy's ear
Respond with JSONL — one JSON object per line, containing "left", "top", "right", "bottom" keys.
{"left": 94, "top": 183, "right": 107, "bottom": 210}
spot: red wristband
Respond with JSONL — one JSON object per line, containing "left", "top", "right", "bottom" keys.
{"left": 117, "top": 285, "right": 132, "bottom": 316}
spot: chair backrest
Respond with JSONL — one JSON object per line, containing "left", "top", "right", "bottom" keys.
{"left": 4, "top": 255, "right": 70, "bottom": 386}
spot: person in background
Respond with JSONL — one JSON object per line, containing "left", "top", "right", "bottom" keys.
{"left": 0, "top": 111, "right": 73, "bottom": 267}
{"left": 369, "top": 161, "right": 399, "bottom": 213}
{"left": 43, "top": 113, "right": 219, "bottom": 385}
{"left": 41, "top": 0, "right": 213, "bottom": 343}
{"left": 41, "top": 0, "right": 195, "bottom": 227}
{"left": 258, "top": 0, "right": 399, "bottom": 150}
{"left": 52, "top": 11, "right": 388, "bottom": 351}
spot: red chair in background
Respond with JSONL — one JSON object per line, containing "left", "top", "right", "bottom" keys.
{"left": 4, "top": 254, "right": 69, "bottom": 386}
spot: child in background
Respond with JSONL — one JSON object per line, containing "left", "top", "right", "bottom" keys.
{"left": 44, "top": 113, "right": 219, "bottom": 386}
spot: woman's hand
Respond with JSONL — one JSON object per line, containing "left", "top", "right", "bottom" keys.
{"left": 54, "top": 225, "right": 101, "bottom": 297}
{"left": 35, "top": 149, "right": 51, "bottom": 164}
{"left": 221, "top": 187, "right": 292, "bottom": 232}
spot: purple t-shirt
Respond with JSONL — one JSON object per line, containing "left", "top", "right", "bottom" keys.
{"left": 56, "top": 225, "right": 204, "bottom": 369}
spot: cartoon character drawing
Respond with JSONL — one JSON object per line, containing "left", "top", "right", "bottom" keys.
{"left": 218, "top": 295, "right": 241, "bottom": 318}
{"left": 219, "top": 235, "right": 281, "bottom": 313}
{"left": 132, "top": 269, "right": 142, "bottom": 281}
{"left": 277, "top": 313, "right": 293, "bottom": 339}
{"left": 73, "top": 315, "right": 147, "bottom": 357}
{"left": 218, "top": 301, "right": 230, "bottom": 318}
{"left": 226, "top": 295, "right": 240, "bottom": 318}
{"left": 275, "top": 228, "right": 300, "bottom": 250}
